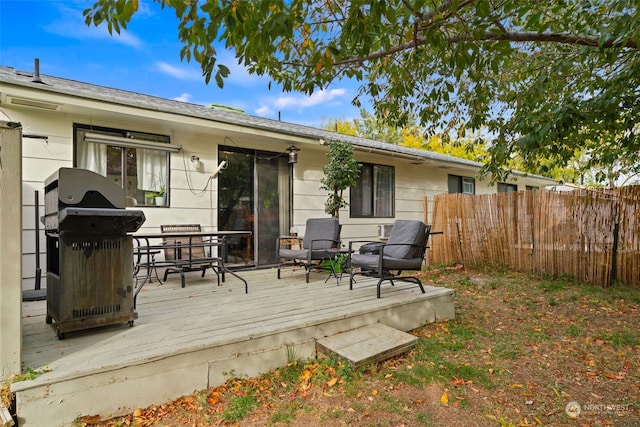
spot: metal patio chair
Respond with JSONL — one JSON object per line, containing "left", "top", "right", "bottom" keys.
{"left": 276, "top": 217, "right": 341, "bottom": 283}
{"left": 160, "top": 224, "right": 220, "bottom": 286}
{"left": 347, "top": 220, "right": 431, "bottom": 298}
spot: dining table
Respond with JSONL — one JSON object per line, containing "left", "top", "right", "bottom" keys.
{"left": 132, "top": 230, "right": 252, "bottom": 305}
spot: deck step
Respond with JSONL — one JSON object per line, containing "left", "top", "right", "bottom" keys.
{"left": 316, "top": 323, "right": 417, "bottom": 368}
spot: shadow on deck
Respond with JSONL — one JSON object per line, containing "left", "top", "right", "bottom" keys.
{"left": 13, "top": 267, "right": 456, "bottom": 426}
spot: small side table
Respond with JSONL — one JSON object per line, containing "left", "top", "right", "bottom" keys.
{"left": 324, "top": 248, "right": 352, "bottom": 285}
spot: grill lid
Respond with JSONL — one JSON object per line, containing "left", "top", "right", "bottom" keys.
{"left": 57, "top": 207, "right": 145, "bottom": 234}
{"left": 45, "top": 168, "right": 125, "bottom": 211}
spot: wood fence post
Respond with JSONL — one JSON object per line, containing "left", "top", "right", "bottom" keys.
{"left": 455, "top": 217, "right": 465, "bottom": 270}
{"left": 610, "top": 217, "right": 619, "bottom": 287}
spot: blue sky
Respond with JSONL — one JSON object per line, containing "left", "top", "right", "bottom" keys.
{"left": 0, "top": 0, "right": 363, "bottom": 127}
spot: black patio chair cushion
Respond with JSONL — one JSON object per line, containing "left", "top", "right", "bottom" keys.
{"left": 359, "top": 242, "right": 383, "bottom": 254}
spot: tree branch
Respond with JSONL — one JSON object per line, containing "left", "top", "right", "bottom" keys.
{"left": 468, "top": 31, "right": 638, "bottom": 49}
{"left": 335, "top": 30, "right": 637, "bottom": 69}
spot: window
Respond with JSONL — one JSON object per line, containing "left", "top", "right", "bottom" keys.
{"left": 526, "top": 185, "right": 539, "bottom": 191}
{"left": 497, "top": 183, "right": 518, "bottom": 192}
{"left": 350, "top": 163, "right": 394, "bottom": 218}
{"left": 448, "top": 175, "right": 475, "bottom": 194}
{"left": 75, "top": 125, "right": 173, "bottom": 207}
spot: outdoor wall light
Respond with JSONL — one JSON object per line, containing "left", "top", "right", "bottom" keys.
{"left": 287, "top": 145, "right": 300, "bottom": 164}
{"left": 190, "top": 155, "right": 202, "bottom": 170}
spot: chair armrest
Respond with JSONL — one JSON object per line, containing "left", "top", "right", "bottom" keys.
{"left": 305, "top": 238, "right": 340, "bottom": 263}
{"left": 345, "top": 240, "right": 385, "bottom": 269}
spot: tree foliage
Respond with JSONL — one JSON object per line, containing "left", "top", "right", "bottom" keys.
{"left": 84, "top": 0, "right": 640, "bottom": 184}
{"left": 325, "top": 109, "right": 405, "bottom": 144}
{"left": 325, "top": 112, "right": 489, "bottom": 161}
{"left": 325, "top": 113, "right": 591, "bottom": 184}
{"left": 320, "top": 141, "right": 361, "bottom": 218}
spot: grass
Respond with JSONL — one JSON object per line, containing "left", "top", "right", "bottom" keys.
{"left": 79, "top": 268, "right": 640, "bottom": 427}
{"left": 596, "top": 329, "right": 640, "bottom": 348}
{"left": 220, "top": 394, "right": 258, "bottom": 422}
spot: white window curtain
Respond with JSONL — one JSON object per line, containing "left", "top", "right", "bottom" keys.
{"left": 374, "top": 166, "right": 393, "bottom": 217}
{"left": 77, "top": 138, "right": 107, "bottom": 176}
{"left": 137, "top": 148, "right": 166, "bottom": 192}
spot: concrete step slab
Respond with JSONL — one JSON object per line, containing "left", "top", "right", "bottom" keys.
{"left": 316, "top": 323, "right": 417, "bottom": 368}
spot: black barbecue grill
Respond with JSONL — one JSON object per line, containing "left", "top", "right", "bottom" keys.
{"left": 44, "top": 168, "right": 146, "bottom": 339}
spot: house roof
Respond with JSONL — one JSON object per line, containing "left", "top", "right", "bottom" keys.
{"left": 0, "top": 65, "right": 555, "bottom": 182}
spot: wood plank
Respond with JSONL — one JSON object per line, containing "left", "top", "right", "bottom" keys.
{"left": 0, "top": 402, "right": 14, "bottom": 427}
{"left": 316, "top": 323, "right": 417, "bottom": 367}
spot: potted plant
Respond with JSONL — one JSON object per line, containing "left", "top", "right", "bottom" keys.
{"left": 144, "top": 191, "right": 155, "bottom": 205}
{"left": 153, "top": 187, "right": 166, "bottom": 206}
{"left": 144, "top": 174, "right": 167, "bottom": 206}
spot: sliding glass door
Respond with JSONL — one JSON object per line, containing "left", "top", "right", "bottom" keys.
{"left": 218, "top": 146, "right": 290, "bottom": 267}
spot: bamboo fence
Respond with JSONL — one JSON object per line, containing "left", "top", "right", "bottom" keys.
{"left": 429, "top": 187, "right": 640, "bottom": 288}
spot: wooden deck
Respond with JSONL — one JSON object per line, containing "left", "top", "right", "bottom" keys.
{"left": 12, "top": 267, "right": 456, "bottom": 427}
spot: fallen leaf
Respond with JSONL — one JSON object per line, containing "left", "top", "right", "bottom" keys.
{"left": 441, "top": 391, "right": 449, "bottom": 406}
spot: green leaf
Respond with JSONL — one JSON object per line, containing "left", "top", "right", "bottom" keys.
{"left": 476, "top": 0, "right": 490, "bottom": 18}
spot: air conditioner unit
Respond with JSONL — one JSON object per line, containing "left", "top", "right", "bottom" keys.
{"left": 378, "top": 224, "right": 394, "bottom": 239}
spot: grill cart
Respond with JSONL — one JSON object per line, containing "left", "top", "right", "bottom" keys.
{"left": 43, "top": 168, "right": 145, "bottom": 339}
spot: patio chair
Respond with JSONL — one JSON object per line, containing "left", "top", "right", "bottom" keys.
{"left": 160, "top": 224, "right": 219, "bottom": 287}
{"left": 347, "top": 220, "right": 431, "bottom": 298}
{"left": 276, "top": 217, "right": 341, "bottom": 283}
